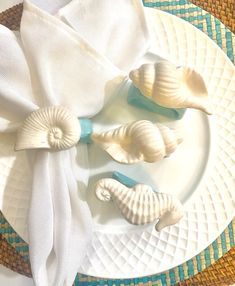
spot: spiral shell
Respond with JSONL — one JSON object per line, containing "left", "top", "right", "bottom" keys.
{"left": 95, "top": 178, "right": 184, "bottom": 231}
{"left": 129, "top": 61, "right": 212, "bottom": 115}
{"left": 92, "top": 120, "right": 183, "bottom": 164}
{"left": 15, "top": 106, "right": 81, "bottom": 151}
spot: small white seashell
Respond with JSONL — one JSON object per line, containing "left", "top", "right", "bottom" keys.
{"left": 92, "top": 120, "right": 183, "bottom": 164}
{"left": 15, "top": 106, "right": 81, "bottom": 151}
{"left": 95, "top": 178, "right": 184, "bottom": 231}
{"left": 129, "top": 61, "right": 212, "bottom": 115}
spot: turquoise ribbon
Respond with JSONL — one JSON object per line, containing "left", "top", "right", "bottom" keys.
{"left": 79, "top": 118, "right": 93, "bottom": 144}
{"left": 112, "top": 171, "right": 158, "bottom": 192}
{"left": 78, "top": 85, "right": 186, "bottom": 145}
{"left": 128, "top": 84, "right": 186, "bottom": 120}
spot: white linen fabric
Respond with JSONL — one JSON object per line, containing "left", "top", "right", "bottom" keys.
{"left": 58, "top": 0, "right": 150, "bottom": 71}
{"left": 0, "top": 0, "right": 150, "bottom": 285}
{"left": 0, "top": 25, "right": 38, "bottom": 132}
{"left": 29, "top": 0, "right": 71, "bottom": 14}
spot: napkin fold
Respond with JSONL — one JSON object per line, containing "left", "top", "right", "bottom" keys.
{"left": 58, "top": 0, "right": 150, "bottom": 71}
{"left": 21, "top": 1, "right": 122, "bottom": 114}
{"left": 0, "top": 0, "right": 150, "bottom": 285}
{"left": 29, "top": 150, "right": 93, "bottom": 286}
{"left": 29, "top": 0, "right": 71, "bottom": 14}
{"left": 0, "top": 25, "right": 38, "bottom": 132}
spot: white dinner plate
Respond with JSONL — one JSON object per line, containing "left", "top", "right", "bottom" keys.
{"left": 0, "top": 7, "right": 235, "bottom": 279}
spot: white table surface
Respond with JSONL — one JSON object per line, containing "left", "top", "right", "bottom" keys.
{"left": 0, "top": 265, "right": 34, "bottom": 285}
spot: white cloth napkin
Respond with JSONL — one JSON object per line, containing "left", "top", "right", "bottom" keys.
{"left": 0, "top": 0, "right": 150, "bottom": 285}
{"left": 57, "top": 0, "right": 150, "bottom": 71}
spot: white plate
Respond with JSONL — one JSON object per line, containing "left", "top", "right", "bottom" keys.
{"left": 0, "top": 7, "right": 235, "bottom": 279}
{"left": 0, "top": 266, "right": 34, "bottom": 286}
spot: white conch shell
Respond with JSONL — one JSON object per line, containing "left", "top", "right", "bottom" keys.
{"left": 129, "top": 61, "right": 212, "bottom": 114}
{"left": 92, "top": 120, "right": 183, "bottom": 164}
{"left": 15, "top": 106, "right": 81, "bottom": 151}
{"left": 95, "top": 178, "right": 184, "bottom": 231}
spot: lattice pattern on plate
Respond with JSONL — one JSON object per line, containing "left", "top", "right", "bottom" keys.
{"left": 78, "top": 9, "right": 235, "bottom": 277}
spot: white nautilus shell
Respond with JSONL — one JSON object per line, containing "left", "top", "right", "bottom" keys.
{"left": 92, "top": 120, "right": 183, "bottom": 164}
{"left": 95, "top": 178, "right": 184, "bottom": 231}
{"left": 129, "top": 61, "right": 212, "bottom": 115}
{"left": 15, "top": 106, "right": 81, "bottom": 151}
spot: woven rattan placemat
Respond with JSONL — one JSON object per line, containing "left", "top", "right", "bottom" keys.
{"left": 0, "top": 0, "right": 234, "bottom": 33}
{"left": 191, "top": 0, "right": 235, "bottom": 33}
{"left": 0, "top": 1, "right": 235, "bottom": 285}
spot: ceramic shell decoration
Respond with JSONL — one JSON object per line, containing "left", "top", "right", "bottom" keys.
{"left": 92, "top": 120, "right": 183, "bottom": 164}
{"left": 129, "top": 61, "right": 212, "bottom": 114}
{"left": 95, "top": 178, "right": 184, "bottom": 231}
{"left": 15, "top": 106, "right": 81, "bottom": 151}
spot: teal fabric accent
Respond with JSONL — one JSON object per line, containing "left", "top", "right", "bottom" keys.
{"left": 186, "top": 260, "right": 194, "bottom": 276}
{"left": 112, "top": 171, "right": 158, "bottom": 192}
{"left": 169, "top": 269, "right": 177, "bottom": 284}
{"left": 206, "top": 14, "right": 213, "bottom": 39}
{"left": 128, "top": 85, "right": 186, "bottom": 120}
{"left": 112, "top": 172, "right": 139, "bottom": 188}
{"left": 178, "top": 265, "right": 185, "bottom": 280}
{"left": 228, "top": 222, "right": 235, "bottom": 247}
{"left": 204, "top": 246, "right": 211, "bottom": 268}
{"left": 212, "top": 240, "right": 219, "bottom": 260}
{"left": 226, "top": 31, "right": 234, "bottom": 62}
{"left": 215, "top": 20, "right": 223, "bottom": 48}
{"left": 160, "top": 274, "right": 167, "bottom": 284}
{"left": 196, "top": 23, "right": 204, "bottom": 31}
{"left": 196, "top": 254, "right": 202, "bottom": 272}
{"left": 144, "top": 0, "right": 188, "bottom": 7}
{"left": 79, "top": 118, "right": 93, "bottom": 144}
{"left": 221, "top": 230, "right": 228, "bottom": 255}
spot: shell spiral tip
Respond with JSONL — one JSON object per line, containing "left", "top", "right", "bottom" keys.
{"left": 129, "top": 69, "right": 138, "bottom": 82}
{"left": 95, "top": 184, "right": 112, "bottom": 202}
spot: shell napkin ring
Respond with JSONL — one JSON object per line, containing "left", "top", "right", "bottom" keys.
{"left": 129, "top": 61, "right": 212, "bottom": 115}
{"left": 15, "top": 106, "right": 81, "bottom": 151}
{"left": 95, "top": 178, "right": 184, "bottom": 231}
{"left": 92, "top": 120, "right": 183, "bottom": 164}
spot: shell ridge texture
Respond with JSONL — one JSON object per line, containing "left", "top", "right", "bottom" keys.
{"left": 15, "top": 106, "right": 81, "bottom": 151}
{"left": 129, "top": 61, "right": 212, "bottom": 115}
{"left": 95, "top": 179, "right": 184, "bottom": 230}
{"left": 92, "top": 120, "right": 182, "bottom": 164}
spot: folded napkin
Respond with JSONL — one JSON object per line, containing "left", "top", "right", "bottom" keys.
{"left": 57, "top": 0, "right": 150, "bottom": 71}
{"left": 0, "top": 0, "right": 150, "bottom": 285}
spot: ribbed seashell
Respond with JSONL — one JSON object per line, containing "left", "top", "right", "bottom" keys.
{"left": 15, "top": 106, "right": 81, "bottom": 151}
{"left": 95, "top": 178, "right": 184, "bottom": 231}
{"left": 91, "top": 120, "right": 183, "bottom": 164}
{"left": 129, "top": 61, "right": 212, "bottom": 115}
